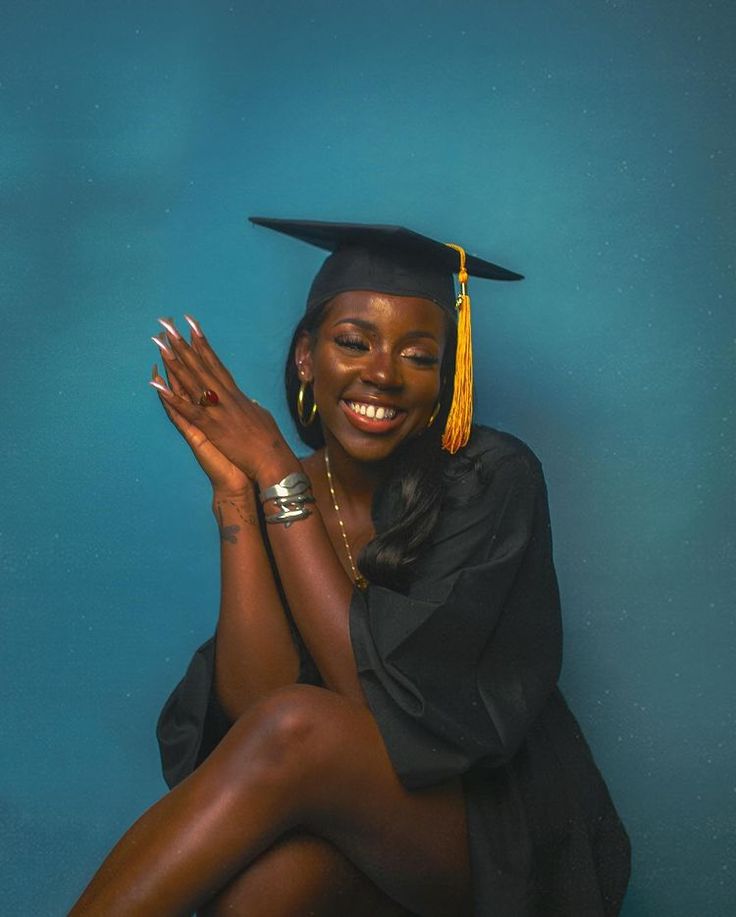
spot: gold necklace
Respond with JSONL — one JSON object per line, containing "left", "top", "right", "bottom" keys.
{"left": 323, "top": 449, "right": 369, "bottom": 590}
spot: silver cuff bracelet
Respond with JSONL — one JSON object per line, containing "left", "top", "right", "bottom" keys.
{"left": 264, "top": 506, "right": 313, "bottom": 527}
{"left": 260, "top": 472, "right": 313, "bottom": 504}
{"left": 260, "top": 472, "right": 314, "bottom": 527}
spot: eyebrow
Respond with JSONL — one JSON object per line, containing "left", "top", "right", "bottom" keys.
{"left": 332, "top": 317, "right": 440, "bottom": 343}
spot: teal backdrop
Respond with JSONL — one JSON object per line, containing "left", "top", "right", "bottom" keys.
{"left": 2, "top": 1, "right": 733, "bottom": 914}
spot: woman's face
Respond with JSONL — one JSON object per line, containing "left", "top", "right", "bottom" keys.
{"left": 295, "top": 290, "right": 447, "bottom": 464}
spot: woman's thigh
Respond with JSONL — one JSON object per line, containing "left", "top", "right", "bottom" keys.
{"left": 198, "top": 829, "right": 413, "bottom": 917}
{"left": 212, "top": 685, "right": 472, "bottom": 917}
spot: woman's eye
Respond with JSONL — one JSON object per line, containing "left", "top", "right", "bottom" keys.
{"left": 402, "top": 350, "right": 439, "bottom": 366}
{"left": 335, "top": 335, "right": 369, "bottom": 351}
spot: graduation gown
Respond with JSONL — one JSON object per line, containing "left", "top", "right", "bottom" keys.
{"left": 156, "top": 425, "right": 631, "bottom": 916}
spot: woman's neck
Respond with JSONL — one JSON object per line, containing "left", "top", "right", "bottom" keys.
{"left": 308, "top": 437, "right": 389, "bottom": 514}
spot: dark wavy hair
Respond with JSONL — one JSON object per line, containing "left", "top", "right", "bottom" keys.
{"left": 284, "top": 301, "right": 458, "bottom": 592}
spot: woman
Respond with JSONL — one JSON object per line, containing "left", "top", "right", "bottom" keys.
{"left": 70, "top": 218, "right": 631, "bottom": 916}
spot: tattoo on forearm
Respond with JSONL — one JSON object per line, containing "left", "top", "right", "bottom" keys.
{"left": 216, "top": 502, "right": 240, "bottom": 543}
{"left": 216, "top": 499, "right": 257, "bottom": 544}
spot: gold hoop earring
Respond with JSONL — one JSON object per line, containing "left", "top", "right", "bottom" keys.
{"left": 427, "top": 401, "right": 441, "bottom": 428}
{"left": 297, "top": 380, "right": 318, "bottom": 426}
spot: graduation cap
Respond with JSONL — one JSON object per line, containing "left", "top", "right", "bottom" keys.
{"left": 249, "top": 216, "right": 523, "bottom": 453}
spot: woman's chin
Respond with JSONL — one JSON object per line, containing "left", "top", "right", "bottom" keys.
{"left": 323, "top": 420, "right": 432, "bottom": 467}
{"left": 331, "top": 436, "right": 399, "bottom": 466}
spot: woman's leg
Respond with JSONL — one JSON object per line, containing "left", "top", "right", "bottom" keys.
{"left": 69, "top": 685, "right": 472, "bottom": 917}
{"left": 197, "top": 830, "right": 412, "bottom": 917}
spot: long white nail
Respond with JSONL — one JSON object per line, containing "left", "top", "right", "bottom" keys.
{"left": 157, "top": 317, "right": 181, "bottom": 339}
{"left": 151, "top": 334, "right": 173, "bottom": 356}
{"left": 149, "top": 380, "right": 170, "bottom": 394}
{"left": 184, "top": 313, "right": 203, "bottom": 337}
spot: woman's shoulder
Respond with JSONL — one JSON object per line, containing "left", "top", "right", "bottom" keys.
{"left": 446, "top": 424, "right": 544, "bottom": 490}
{"left": 404, "top": 426, "right": 550, "bottom": 588}
{"left": 465, "top": 424, "right": 541, "bottom": 463}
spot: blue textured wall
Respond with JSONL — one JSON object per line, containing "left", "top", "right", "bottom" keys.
{"left": 2, "top": 1, "right": 733, "bottom": 914}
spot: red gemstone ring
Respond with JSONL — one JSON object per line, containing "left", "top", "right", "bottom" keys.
{"left": 198, "top": 389, "right": 220, "bottom": 406}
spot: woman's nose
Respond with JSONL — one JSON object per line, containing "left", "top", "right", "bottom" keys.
{"left": 361, "top": 350, "right": 403, "bottom": 389}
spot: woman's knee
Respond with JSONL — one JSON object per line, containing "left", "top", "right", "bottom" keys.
{"left": 220, "top": 684, "right": 348, "bottom": 784}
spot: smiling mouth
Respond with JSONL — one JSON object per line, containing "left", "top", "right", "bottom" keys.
{"left": 345, "top": 400, "right": 399, "bottom": 421}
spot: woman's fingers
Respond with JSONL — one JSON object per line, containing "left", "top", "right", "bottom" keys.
{"left": 162, "top": 314, "right": 237, "bottom": 390}
{"left": 182, "top": 315, "right": 238, "bottom": 389}
{"left": 159, "top": 348, "right": 191, "bottom": 401}
{"left": 154, "top": 317, "right": 257, "bottom": 414}
{"left": 156, "top": 315, "right": 245, "bottom": 400}
{"left": 151, "top": 337, "right": 190, "bottom": 398}
{"left": 151, "top": 339, "right": 190, "bottom": 402}
{"left": 149, "top": 366, "right": 207, "bottom": 429}
{"left": 153, "top": 331, "right": 213, "bottom": 404}
{"left": 151, "top": 323, "right": 234, "bottom": 418}
{"left": 150, "top": 364, "right": 190, "bottom": 430}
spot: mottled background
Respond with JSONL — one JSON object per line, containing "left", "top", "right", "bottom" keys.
{"left": 2, "top": 1, "right": 733, "bottom": 914}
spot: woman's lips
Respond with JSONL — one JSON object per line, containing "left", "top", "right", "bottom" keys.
{"left": 339, "top": 399, "right": 406, "bottom": 433}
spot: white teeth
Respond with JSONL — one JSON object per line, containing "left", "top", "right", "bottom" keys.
{"left": 347, "top": 401, "right": 397, "bottom": 420}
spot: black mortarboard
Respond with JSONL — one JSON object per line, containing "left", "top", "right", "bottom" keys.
{"left": 249, "top": 216, "right": 524, "bottom": 453}
{"left": 249, "top": 216, "right": 523, "bottom": 314}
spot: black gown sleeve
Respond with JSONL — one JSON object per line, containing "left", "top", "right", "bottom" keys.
{"left": 155, "top": 636, "right": 231, "bottom": 789}
{"left": 349, "top": 430, "right": 563, "bottom": 789}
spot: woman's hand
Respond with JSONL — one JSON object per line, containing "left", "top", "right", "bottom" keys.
{"left": 149, "top": 316, "right": 296, "bottom": 487}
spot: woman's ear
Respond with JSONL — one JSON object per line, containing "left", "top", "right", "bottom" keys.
{"left": 294, "top": 332, "right": 314, "bottom": 382}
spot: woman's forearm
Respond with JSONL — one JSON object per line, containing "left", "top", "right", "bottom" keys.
{"left": 212, "top": 487, "right": 301, "bottom": 720}
{"left": 255, "top": 459, "right": 367, "bottom": 705}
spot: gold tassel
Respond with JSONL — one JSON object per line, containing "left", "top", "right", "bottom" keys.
{"left": 442, "top": 243, "right": 473, "bottom": 453}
